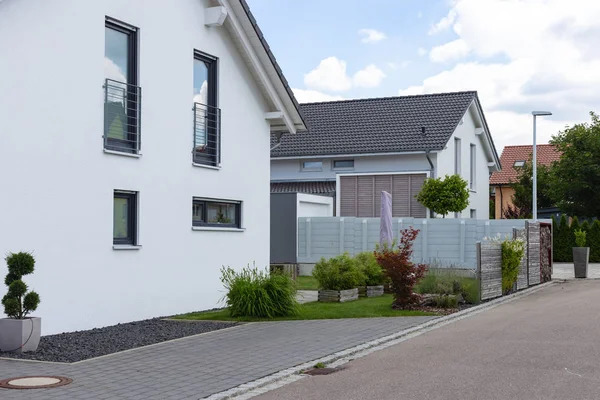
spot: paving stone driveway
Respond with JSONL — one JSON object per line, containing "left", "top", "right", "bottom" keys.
{"left": 0, "top": 317, "right": 435, "bottom": 399}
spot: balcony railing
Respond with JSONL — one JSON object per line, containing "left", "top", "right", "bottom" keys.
{"left": 103, "top": 79, "right": 142, "bottom": 154}
{"left": 193, "top": 102, "right": 221, "bottom": 167}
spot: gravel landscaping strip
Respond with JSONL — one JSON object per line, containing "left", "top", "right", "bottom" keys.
{"left": 0, "top": 318, "right": 237, "bottom": 363}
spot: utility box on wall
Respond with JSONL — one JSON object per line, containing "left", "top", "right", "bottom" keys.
{"left": 270, "top": 193, "right": 333, "bottom": 264}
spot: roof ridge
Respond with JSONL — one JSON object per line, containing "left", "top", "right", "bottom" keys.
{"left": 299, "top": 91, "right": 478, "bottom": 106}
{"left": 504, "top": 144, "right": 555, "bottom": 148}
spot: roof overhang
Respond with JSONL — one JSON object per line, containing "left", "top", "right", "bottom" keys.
{"left": 271, "top": 149, "right": 442, "bottom": 161}
{"left": 213, "top": 0, "right": 306, "bottom": 134}
{"left": 467, "top": 98, "right": 501, "bottom": 172}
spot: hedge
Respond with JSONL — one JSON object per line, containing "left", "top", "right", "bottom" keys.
{"left": 552, "top": 216, "right": 600, "bottom": 262}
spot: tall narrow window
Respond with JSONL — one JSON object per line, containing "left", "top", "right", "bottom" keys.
{"left": 470, "top": 144, "right": 476, "bottom": 190}
{"left": 193, "top": 51, "right": 220, "bottom": 167}
{"left": 113, "top": 191, "right": 138, "bottom": 245}
{"left": 454, "top": 138, "right": 461, "bottom": 175}
{"left": 104, "top": 20, "right": 140, "bottom": 154}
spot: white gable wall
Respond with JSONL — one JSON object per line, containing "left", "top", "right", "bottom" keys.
{"left": 436, "top": 103, "right": 491, "bottom": 218}
{"left": 0, "top": 0, "right": 272, "bottom": 333}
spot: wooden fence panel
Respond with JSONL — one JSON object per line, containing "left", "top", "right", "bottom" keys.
{"left": 478, "top": 241, "right": 503, "bottom": 301}
{"left": 528, "top": 222, "right": 541, "bottom": 286}
{"left": 514, "top": 228, "right": 528, "bottom": 290}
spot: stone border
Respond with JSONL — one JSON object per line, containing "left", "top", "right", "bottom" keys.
{"left": 0, "top": 376, "right": 73, "bottom": 389}
{"left": 206, "top": 281, "right": 556, "bottom": 400}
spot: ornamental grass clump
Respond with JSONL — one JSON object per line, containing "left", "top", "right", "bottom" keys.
{"left": 354, "top": 252, "right": 385, "bottom": 286}
{"left": 2, "top": 252, "right": 40, "bottom": 319}
{"left": 220, "top": 265, "right": 298, "bottom": 318}
{"left": 312, "top": 253, "right": 365, "bottom": 291}
{"left": 375, "top": 227, "right": 428, "bottom": 309}
{"left": 574, "top": 229, "right": 587, "bottom": 248}
{"left": 500, "top": 237, "right": 525, "bottom": 294}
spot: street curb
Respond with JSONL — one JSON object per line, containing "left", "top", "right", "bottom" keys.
{"left": 205, "top": 281, "right": 556, "bottom": 400}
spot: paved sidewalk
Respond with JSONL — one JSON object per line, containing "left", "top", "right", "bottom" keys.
{"left": 552, "top": 263, "right": 600, "bottom": 279}
{"left": 0, "top": 317, "right": 434, "bottom": 399}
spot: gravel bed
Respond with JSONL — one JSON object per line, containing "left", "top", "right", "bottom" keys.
{"left": 0, "top": 318, "right": 237, "bottom": 363}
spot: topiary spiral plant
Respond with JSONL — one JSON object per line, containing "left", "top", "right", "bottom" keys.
{"left": 1, "top": 252, "right": 40, "bottom": 319}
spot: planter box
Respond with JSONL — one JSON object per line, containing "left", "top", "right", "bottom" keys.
{"left": 0, "top": 317, "right": 41, "bottom": 353}
{"left": 383, "top": 283, "right": 393, "bottom": 294}
{"left": 573, "top": 247, "right": 590, "bottom": 278}
{"left": 318, "top": 288, "right": 359, "bottom": 303}
{"left": 358, "top": 285, "right": 385, "bottom": 297}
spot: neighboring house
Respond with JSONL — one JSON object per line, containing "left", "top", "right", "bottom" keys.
{"left": 490, "top": 145, "right": 561, "bottom": 219}
{"left": 0, "top": 0, "right": 305, "bottom": 334}
{"left": 271, "top": 92, "right": 501, "bottom": 219}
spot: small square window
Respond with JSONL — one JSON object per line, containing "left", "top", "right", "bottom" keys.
{"left": 470, "top": 209, "right": 477, "bottom": 219}
{"left": 114, "top": 191, "right": 137, "bottom": 245}
{"left": 333, "top": 160, "right": 354, "bottom": 169}
{"left": 192, "top": 198, "right": 241, "bottom": 228}
{"left": 514, "top": 160, "right": 526, "bottom": 167}
{"left": 302, "top": 161, "right": 322, "bottom": 171}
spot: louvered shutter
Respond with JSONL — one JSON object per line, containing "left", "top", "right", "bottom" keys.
{"left": 339, "top": 176, "right": 357, "bottom": 217}
{"left": 392, "top": 175, "right": 410, "bottom": 217}
{"left": 357, "top": 175, "right": 375, "bottom": 217}
{"left": 374, "top": 175, "right": 393, "bottom": 217}
{"left": 409, "top": 174, "right": 427, "bottom": 218}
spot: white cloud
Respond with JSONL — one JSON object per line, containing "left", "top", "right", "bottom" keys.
{"left": 400, "top": 0, "right": 600, "bottom": 153}
{"left": 358, "top": 29, "right": 387, "bottom": 43}
{"left": 428, "top": 9, "right": 457, "bottom": 35}
{"left": 304, "top": 57, "right": 353, "bottom": 92}
{"left": 387, "top": 61, "right": 410, "bottom": 70}
{"left": 417, "top": 47, "right": 427, "bottom": 56}
{"left": 429, "top": 39, "right": 470, "bottom": 62}
{"left": 353, "top": 64, "right": 386, "bottom": 88}
{"left": 292, "top": 89, "right": 344, "bottom": 103}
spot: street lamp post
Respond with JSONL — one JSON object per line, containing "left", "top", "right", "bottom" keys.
{"left": 531, "top": 111, "right": 552, "bottom": 221}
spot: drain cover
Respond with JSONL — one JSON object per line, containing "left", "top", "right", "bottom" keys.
{"left": 0, "top": 376, "right": 72, "bottom": 389}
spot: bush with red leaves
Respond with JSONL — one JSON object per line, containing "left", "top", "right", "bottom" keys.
{"left": 375, "top": 227, "right": 428, "bottom": 309}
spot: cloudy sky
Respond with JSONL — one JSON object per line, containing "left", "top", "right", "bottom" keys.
{"left": 247, "top": 0, "right": 599, "bottom": 152}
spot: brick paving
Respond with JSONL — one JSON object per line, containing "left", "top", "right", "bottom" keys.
{"left": 0, "top": 317, "right": 435, "bottom": 399}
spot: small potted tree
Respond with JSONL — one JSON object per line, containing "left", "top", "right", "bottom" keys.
{"left": 573, "top": 229, "right": 589, "bottom": 278}
{"left": 313, "top": 254, "right": 364, "bottom": 302}
{"left": 355, "top": 252, "right": 385, "bottom": 297}
{"left": 0, "top": 252, "right": 41, "bottom": 353}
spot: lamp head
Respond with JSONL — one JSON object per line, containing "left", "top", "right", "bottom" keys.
{"left": 532, "top": 111, "right": 552, "bottom": 116}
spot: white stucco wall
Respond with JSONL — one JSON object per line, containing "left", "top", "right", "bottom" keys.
{"left": 0, "top": 0, "right": 272, "bottom": 334}
{"left": 271, "top": 153, "right": 434, "bottom": 182}
{"left": 436, "top": 103, "right": 492, "bottom": 218}
{"left": 296, "top": 194, "right": 334, "bottom": 218}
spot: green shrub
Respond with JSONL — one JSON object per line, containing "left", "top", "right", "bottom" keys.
{"left": 220, "top": 265, "right": 298, "bottom": 318}
{"left": 553, "top": 215, "right": 572, "bottom": 262}
{"left": 589, "top": 220, "right": 600, "bottom": 262}
{"left": 574, "top": 229, "right": 587, "bottom": 247}
{"left": 2, "top": 252, "right": 40, "bottom": 319}
{"left": 313, "top": 254, "right": 365, "bottom": 291}
{"left": 570, "top": 217, "right": 580, "bottom": 249}
{"left": 501, "top": 238, "right": 525, "bottom": 294}
{"left": 415, "top": 269, "right": 480, "bottom": 304}
{"left": 355, "top": 252, "right": 385, "bottom": 286}
{"left": 434, "top": 294, "right": 458, "bottom": 308}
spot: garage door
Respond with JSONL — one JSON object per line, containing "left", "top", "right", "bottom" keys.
{"left": 339, "top": 174, "right": 427, "bottom": 218}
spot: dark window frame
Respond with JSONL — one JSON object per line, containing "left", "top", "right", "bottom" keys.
{"left": 301, "top": 161, "right": 323, "bottom": 171}
{"left": 193, "top": 50, "right": 220, "bottom": 167}
{"left": 104, "top": 19, "right": 140, "bottom": 154}
{"left": 113, "top": 191, "right": 138, "bottom": 245}
{"left": 333, "top": 159, "right": 354, "bottom": 169}
{"left": 192, "top": 198, "right": 241, "bottom": 229}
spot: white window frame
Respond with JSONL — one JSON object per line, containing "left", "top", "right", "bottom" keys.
{"left": 301, "top": 160, "right": 323, "bottom": 172}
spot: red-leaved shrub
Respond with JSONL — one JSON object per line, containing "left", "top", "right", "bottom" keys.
{"left": 375, "top": 227, "right": 428, "bottom": 309}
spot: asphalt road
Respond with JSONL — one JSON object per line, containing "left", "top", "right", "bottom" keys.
{"left": 255, "top": 280, "right": 600, "bottom": 400}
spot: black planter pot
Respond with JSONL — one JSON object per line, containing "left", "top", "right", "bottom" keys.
{"left": 573, "top": 247, "right": 590, "bottom": 278}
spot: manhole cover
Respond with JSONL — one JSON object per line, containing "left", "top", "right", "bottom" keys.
{"left": 0, "top": 376, "right": 72, "bottom": 389}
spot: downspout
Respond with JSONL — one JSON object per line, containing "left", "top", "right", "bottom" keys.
{"left": 270, "top": 132, "right": 283, "bottom": 151}
{"left": 422, "top": 127, "right": 436, "bottom": 218}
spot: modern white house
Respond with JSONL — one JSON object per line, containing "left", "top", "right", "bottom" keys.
{"left": 271, "top": 92, "right": 501, "bottom": 219}
{"left": 0, "top": 0, "right": 305, "bottom": 334}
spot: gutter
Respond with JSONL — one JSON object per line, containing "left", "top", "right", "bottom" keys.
{"left": 425, "top": 150, "right": 435, "bottom": 178}
{"left": 270, "top": 132, "right": 284, "bottom": 151}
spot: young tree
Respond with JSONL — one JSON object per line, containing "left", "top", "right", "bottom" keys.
{"left": 504, "top": 158, "right": 554, "bottom": 219}
{"left": 416, "top": 174, "right": 469, "bottom": 218}
{"left": 550, "top": 112, "right": 600, "bottom": 218}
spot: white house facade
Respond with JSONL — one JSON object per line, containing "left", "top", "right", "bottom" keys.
{"left": 271, "top": 92, "right": 500, "bottom": 219}
{"left": 0, "top": 0, "right": 305, "bottom": 334}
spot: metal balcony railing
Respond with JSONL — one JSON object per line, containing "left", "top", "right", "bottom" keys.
{"left": 103, "top": 79, "right": 142, "bottom": 154}
{"left": 193, "top": 102, "right": 221, "bottom": 167}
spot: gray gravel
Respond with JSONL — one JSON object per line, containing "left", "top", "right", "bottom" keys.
{"left": 0, "top": 318, "right": 236, "bottom": 363}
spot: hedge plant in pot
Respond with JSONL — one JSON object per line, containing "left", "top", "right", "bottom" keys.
{"left": 573, "top": 229, "right": 589, "bottom": 278}
{"left": 355, "top": 252, "right": 385, "bottom": 297}
{"left": 0, "top": 252, "right": 41, "bottom": 353}
{"left": 313, "top": 253, "right": 364, "bottom": 303}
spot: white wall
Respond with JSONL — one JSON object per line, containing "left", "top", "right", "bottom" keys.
{"left": 0, "top": 0, "right": 271, "bottom": 334}
{"left": 296, "top": 194, "right": 333, "bottom": 218}
{"left": 436, "top": 103, "right": 492, "bottom": 219}
{"left": 271, "top": 153, "right": 434, "bottom": 182}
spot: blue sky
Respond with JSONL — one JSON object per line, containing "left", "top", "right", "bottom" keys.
{"left": 247, "top": 0, "right": 600, "bottom": 153}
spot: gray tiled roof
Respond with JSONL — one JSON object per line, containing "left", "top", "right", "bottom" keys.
{"left": 271, "top": 91, "right": 478, "bottom": 158}
{"left": 271, "top": 181, "right": 336, "bottom": 195}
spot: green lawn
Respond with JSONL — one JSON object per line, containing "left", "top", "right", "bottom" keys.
{"left": 173, "top": 294, "right": 435, "bottom": 322}
{"left": 296, "top": 275, "right": 319, "bottom": 290}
